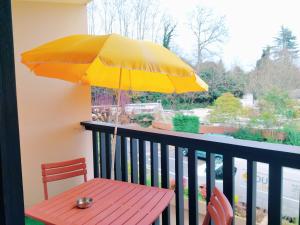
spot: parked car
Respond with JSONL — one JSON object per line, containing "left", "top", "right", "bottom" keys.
{"left": 182, "top": 133, "right": 233, "bottom": 160}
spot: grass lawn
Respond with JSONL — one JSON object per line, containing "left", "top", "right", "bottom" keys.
{"left": 25, "top": 217, "right": 44, "bottom": 225}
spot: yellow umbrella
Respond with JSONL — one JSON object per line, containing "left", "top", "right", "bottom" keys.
{"left": 21, "top": 34, "right": 208, "bottom": 176}
{"left": 22, "top": 34, "right": 208, "bottom": 93}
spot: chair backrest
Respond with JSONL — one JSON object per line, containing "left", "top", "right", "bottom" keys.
{"left": 41, "top": 157, "right": 87, "bottom": 200}
{"left": 202, "top": 187, "right": 233, "bottom": 225}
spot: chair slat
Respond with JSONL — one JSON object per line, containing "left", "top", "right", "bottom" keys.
{"left": 43, "top": 164, "right": 86, "bottom": 176}
{"left": 42, "top": 158, "right": 85, "bottom": 169}
{"left": 43, "top": 170, "right": 87, "bottom": 183}
{"left": 204, "top": 188, "right": 233, "bottom": 225}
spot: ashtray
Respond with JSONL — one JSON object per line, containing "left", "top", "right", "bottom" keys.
{"left": 76, "top": 197, "right": 93, "bottom": 209}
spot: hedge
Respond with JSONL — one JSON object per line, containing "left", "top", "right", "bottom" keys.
{"left": 173, "top": 114, "right": 200, "bottom": 134}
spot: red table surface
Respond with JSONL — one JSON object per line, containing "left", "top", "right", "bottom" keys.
{"left": 26, "top": 178, "right": 174, "bottom": 225}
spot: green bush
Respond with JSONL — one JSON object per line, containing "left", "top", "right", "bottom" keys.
{"left": 209, "top": 93, "right": 243, "bottom": 123}
{"left": 133, "top": 113, "right": 154, "bottom": 127}
{"left": 173, "top": 114, "right": 199, "bottom": 133}
{"left": 229, "top": 128, "right": 264, "bottom": 142}
{"left": 284, "top": 126, "right": 300, "bottom": 146}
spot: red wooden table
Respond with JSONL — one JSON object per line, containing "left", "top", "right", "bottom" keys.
{"left": 26, "top": 178, "right": 174, "bottom": 225}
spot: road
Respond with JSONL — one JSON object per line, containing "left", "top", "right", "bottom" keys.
{"left": 125, "top": 141, "right": 206, "bottom": 185}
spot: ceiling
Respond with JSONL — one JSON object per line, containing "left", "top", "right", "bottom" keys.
{"left": 14, "top": 0, "right": 91, "bottom": 4}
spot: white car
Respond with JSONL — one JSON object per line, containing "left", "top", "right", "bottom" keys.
{"left": 197, "top": 158, "right": 300, "bottom": 219}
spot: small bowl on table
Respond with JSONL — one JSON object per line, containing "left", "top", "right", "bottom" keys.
{"left": 76, "top": 197, "right": 93, "bottom": 209}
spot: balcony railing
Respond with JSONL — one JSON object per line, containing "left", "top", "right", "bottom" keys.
{"left": 81, "top": 121, "right": 300, "bottom": 225}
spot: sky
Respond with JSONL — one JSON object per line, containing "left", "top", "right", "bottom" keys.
{"left": 157, "top": 0, "right": 300, "bottom": 71}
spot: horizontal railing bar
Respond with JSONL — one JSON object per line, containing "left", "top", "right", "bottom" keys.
{"left": 81, "top": 121, "right": 300, "bottom": 169}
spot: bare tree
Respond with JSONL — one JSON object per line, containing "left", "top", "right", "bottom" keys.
{"left": 87, "top": 1, "right": 97, "bottom": 34}
{"left": 248, "top": 58, "right": 300, "bottom": 96}
{"left": 114, "top": 0, "right": 132, "bottom": 36}
{"left": 131, "top": 0, "right": 166, "bottom": 41}
{"left": 132, "top": 0, "right": 152, "bottom": 40}
{"left": 96, "top": 0, "right": 116, "bottom": 34}
{"left": 91, "top": 0, "right": 164, "bottom": 41}
{"left": 189, "top": 6, "right": 227, "bottom": 73}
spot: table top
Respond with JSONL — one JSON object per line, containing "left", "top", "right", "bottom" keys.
{"left": 26, "top": 178, "right": 174, "bottom": 225}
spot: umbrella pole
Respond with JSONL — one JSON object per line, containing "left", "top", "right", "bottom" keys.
{"left": 111, "top": 69, "right": 122, "bottom": 179}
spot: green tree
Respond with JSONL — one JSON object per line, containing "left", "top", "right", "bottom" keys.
{"left": 259, "top": 89, "right": 297, "bottom": 118}
{"left": 249, "top": 89, "right": 298, "bottom": 129}
{"left": 273, "top": 26, "right": 298, "bottom": 59}
{"left": 198, "top": 61, "right": 245, "bottom": 104}
{"left": 209, "top": 93, "right": 243, "bottom": 123}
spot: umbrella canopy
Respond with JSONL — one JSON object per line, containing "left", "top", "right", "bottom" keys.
{"left": 21, "top": 34, "right": 208, "bottom": 93}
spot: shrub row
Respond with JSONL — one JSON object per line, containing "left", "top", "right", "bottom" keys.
{"left": 172, "top": 114, "right": 200, "bottom": 134}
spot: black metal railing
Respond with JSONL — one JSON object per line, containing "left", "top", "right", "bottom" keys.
{"left": 81, "top": 121, "right": 300, "bottom": 225}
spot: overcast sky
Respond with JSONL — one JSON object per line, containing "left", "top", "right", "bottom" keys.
{"left": 158, "top": 0, "right": 300, "bottom": 71}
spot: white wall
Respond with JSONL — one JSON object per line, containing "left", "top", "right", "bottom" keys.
{"left": 12, "top": 1, "right": 93, "bottom": 207}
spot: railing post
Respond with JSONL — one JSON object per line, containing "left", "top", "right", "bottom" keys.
{"left": 161, "top": 144, "right": 170, "bottom": 225}
{"left": 105, "top": 133, "right": 112, "bottom": 179}
{"left": 206, "top": 153, "right": 216, "bottom": 205}
{"left": 246, "top": 161, "right": 257, "bottom": 225}
{"left": 151, "top": 142, "right": 160, "bottom": 225}
{"left": 223, "top": 155, "right": 235, "bottom": 224}
{"left": 121, "top": 136, "right": 128, "bottom": 182}
{"left": 115, "top": 136, "right": 122, "bottom": 180}
{"left": 139, "top": 140, "right": 147, "bottom": 185}
{"left": 268, "top": 163, "right": 282, "bottom": 225}
{"left": 0, "top": 1, "right": 25, "bottom": 223}
{"left": 151, "top": 142, "right": 159, "bottom": 187}
{"left": 130, "top": 138, "right": 138, "bottom": 184}
{"left": 92, "top": 131, "right": 100, "bottom": 178}
{"left": 188, "top": 149, "right": 198, "bottom": 225}
{"left": 175, "top": 147, "right": 184, "bottom": 225}
{"left": 100, "top": 133, "right": 107, "bottom": 178}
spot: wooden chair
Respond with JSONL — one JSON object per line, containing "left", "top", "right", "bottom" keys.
{"left": 41, "top": 158, "right": 87, "bottom": 200}
{"left": 202, "top": 187, "right": 233, "bottom": 225}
